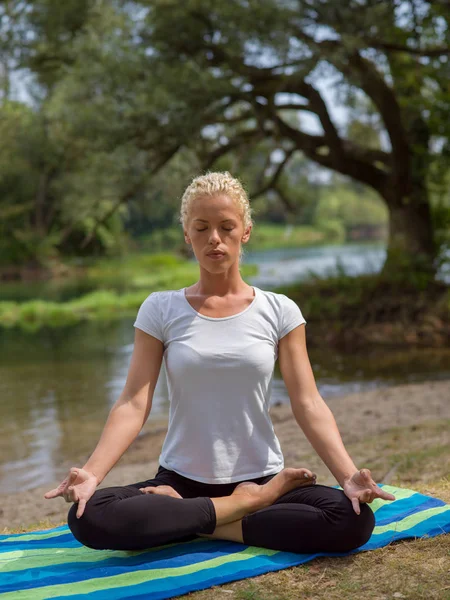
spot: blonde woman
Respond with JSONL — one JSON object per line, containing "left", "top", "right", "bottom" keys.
{"left": 45, "top": 172, "right": 394, "bottom": 553}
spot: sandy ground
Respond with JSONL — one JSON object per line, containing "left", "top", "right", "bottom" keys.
{"left": 1, "top": 378, "right": 449, "bottom": 531}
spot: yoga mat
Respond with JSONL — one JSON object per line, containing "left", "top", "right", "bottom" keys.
{"left": 1, "top": 483, "right": 449, "bottom": 599}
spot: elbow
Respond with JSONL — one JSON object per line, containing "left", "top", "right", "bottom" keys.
{"left": 291, "top": 394, "right": 330, "bottom": 424}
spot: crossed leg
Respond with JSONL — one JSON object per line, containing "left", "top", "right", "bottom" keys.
{"left": 67, "top": 467, "right": 374, "bottom": 554}
{"left": 202, "top": 483, "right": 375, "bottom": 553}
{"left": 68, "top": 467, "right": 316, "bottom": 551}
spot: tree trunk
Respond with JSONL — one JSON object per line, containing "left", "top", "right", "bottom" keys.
{"left": 381, "top": 188, "right": 437, "bottom": 282}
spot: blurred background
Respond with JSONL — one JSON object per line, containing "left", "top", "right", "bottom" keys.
{"left": 0, "top": 1, "right": 449, "bottom": 495}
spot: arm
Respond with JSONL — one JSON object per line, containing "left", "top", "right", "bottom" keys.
{"left": 278, "top": 323, "right": 395, "bottom": 513}
{"left": 44, "top": 327, "right": 164, "bottom": 517}
{"left": 83, "top": 328, "right": 164, "bottom": 484}
{"left": 277, "top": 324, "right": 356, "bottom": 487}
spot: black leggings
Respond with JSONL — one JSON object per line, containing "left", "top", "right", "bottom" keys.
{"left": 68, "top": 465, "right": 375, "bottom": 554}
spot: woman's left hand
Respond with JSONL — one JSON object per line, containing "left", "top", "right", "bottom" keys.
{"left": 343, "top": 468, "right": 396, "bottom": 515}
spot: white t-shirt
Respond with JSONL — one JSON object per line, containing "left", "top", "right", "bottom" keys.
{"left": 133, "top": 285, "right": 306, "bottom": 484}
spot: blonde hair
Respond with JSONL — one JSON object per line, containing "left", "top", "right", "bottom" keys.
{"left": 178, "top": 171, "right": 254, "bottom": 263}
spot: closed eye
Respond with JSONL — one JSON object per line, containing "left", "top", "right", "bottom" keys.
{"left": 196, "top": 228, "right": 234, "bottom": 232}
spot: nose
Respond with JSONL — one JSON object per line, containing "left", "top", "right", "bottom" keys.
{"left": 208, "top": 229, "right": 221, "bottom": 244}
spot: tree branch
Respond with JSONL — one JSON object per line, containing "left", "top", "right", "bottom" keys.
{"left": 365, "top": 39, "right": 450, "bottom": 57}
{"left": 292, "top": 30, "right": 411, "bottom": 188}
{"left": 250, "top": 147, "right": 296, "bottom": 200}
{"left": 200, "top": 128, "right": 266, "bottom": 170}
{"left": 272, "top": 112, "right": 389, "bottom": 193}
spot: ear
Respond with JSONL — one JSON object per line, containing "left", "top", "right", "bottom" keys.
{"left": 241, "top": 225, "right": 252, "bottom": 243}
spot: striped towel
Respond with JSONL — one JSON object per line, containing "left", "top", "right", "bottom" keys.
{"left": 0, "top": 484, "right": 449, "bottom": 599}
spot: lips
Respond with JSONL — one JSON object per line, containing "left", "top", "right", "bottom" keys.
{"left": 207, "top": 252, "right": 225, "bottom": 256}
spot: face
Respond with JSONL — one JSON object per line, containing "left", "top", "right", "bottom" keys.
{"left": 184, "top": 193, "right": 252, "bottom": 267}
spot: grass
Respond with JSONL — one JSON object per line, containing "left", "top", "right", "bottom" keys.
{"left": 4, "top": 419, "right": 450, "bottom": 599}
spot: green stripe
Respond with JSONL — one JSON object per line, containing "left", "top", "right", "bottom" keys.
{"left": 0, "top": 538, "right": 205, "bottom": 573}
{"left": 0, "top": 545, "right": 279, "bottom": 599}
{"left": 0, "top": 530, "right": 67, "bottom": 544}
{"left": 335, "top": 484, "right": 417, "bottom": 513}
{"left": 0, "top": 548, "right": 145, "bottom": 573}
{"left": 373, "top": 505, "right": 450, "bottom": 535}
{"left": 370, "top": 486, "right": 416, "bottom": 513}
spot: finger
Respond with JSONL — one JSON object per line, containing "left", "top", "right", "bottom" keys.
{"left": 360, "top": 488, "right": 373, "bottom": 503}
{"left": 71, "top": 487, "right": 79, "bottom": 503}
{"left": 377, "top": 489, "right": 396, "bottom": 501}
{"left": 64, "top": 486, "right": 76, "bottom": 503}
{"left": 76, "top": 499, "right": 86, "bottom": 519}
{"left": 44, "top": 488, "right": 61, "bottom": 499}
{"left": 65, "top": 470, "right": 78, "bottom": 490}
{"left": 351, "top": 497, "right": 361, "bottom": 515}
{"left": 360, "top": 468, "right": 372, "bottom": 483}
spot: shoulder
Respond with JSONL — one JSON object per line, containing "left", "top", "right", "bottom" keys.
{"left": 137, "top": 289, "right": 174, "bottom": 314}
{"left": 258, "top": 288, "right": 295, "bottom": 310}
{"left": 258, "top": 288, "right": 306, "bottom": 337}
{"left": 141, "top": 289, "right": 172, "bottom": 303}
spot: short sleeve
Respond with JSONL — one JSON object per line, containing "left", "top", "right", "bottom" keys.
{"left": 133, "top": 292, "right": 164, "bottom": 343}
{"left": 278, "top": 294, "right": 306, "bottom": 340}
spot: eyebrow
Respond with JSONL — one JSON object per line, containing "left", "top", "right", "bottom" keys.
{"left": 193, "top": 218, "right": 236, "bottom": 223}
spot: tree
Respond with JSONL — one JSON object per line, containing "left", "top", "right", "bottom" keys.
{"left": 142, "top": 0, "right": 450, "bottom": 280}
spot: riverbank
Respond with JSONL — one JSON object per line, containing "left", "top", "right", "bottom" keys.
{"left": 2, "top": 377, "right": 449, "bottom": 532}
{"left": 0, "top": 223, "right": 341, "bottom": 284}
{"left": 1, "top": 251, "right": 449, "bottom": 349}
{"left": 278, "top": 273, "right": 450, "bottom": 349}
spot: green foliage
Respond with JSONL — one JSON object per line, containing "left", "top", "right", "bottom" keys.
{"left": 315, "top": 219, "right": 346, "bottom": 243}
{"left": 138, "top": 228, "right": 185, "bottom": 253}
{"left": 0, "top": 0, "right": 448, "bottom": 286}
{"left": 0, "top": 251, "right": 258, "bottom": 330}
{"left": 314, "top": 185, "right": 388, "bottom": 229}
{"left": 244, "top": 223, "right": 326, "bottom": 249}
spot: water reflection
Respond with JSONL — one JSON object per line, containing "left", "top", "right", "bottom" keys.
{"left": 242, "top": 242, "right": 450, "bottom": 286}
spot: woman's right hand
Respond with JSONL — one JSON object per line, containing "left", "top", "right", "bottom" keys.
{"left": 44, "top": 467, "right": 99, "bottom": 519}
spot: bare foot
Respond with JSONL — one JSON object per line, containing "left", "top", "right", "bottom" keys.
{"left": 232, "top": 468, "right": 317, "bottom": 511}
{"left": 139, "top": 485, "right": 183, "bottom": 499}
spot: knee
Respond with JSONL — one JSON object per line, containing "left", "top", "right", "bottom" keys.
{"left": 337, "top": 501, "right": 376, "bottom": 552}
{"left": 67, "top": 494, "right": 106, "bottom": 550}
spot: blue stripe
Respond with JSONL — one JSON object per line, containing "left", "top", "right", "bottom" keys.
{"left": 0, "top": 525, "right": 68, "bottom": 541}
{"left": 0, "top": 540, "right": 248, "bottom": 592}
{"left": 359, "top": 511, "right": 450, "bottom": 551}
{"left": 0, "top": 535, "right": 79, "bottom": 551}
{"left": 51, "top": 551, "right": 323, "bottom": 600}
{"left": 375, "top": 497, "right": 445, "bottom": 526}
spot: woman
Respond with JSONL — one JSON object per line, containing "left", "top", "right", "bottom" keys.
{"left": 44, "top": 171, "right": 395, "bottom": 553}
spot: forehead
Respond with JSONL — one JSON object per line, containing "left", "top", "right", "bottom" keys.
{"left": 190, "top": 193, "right": 239, "bottom": 219}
